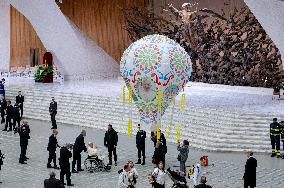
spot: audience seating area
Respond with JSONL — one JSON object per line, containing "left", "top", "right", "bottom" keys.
{"left": 5, "top": 87, "right": 279, "bottom": 153}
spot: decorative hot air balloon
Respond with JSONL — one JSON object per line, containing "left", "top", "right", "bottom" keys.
{"left": 120, "top": 34, "right": 191, "bottom": 125}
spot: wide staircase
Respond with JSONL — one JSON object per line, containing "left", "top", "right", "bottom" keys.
{"left": 5, "top": 86, "right": 279, "bottom": 153}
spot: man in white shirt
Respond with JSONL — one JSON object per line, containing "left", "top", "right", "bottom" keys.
{"left": 193, "top": 156, "right": 207, "bottom": 186}
{"left": 118, "top": 164, "right": 131, "bottom": 188}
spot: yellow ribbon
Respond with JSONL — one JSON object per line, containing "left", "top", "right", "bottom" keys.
{"left": 167, "top": 122, "right": 172, "bottom": 139}
{"left": 122, "top": 86, "right": 126, "bottom": 104}
{"left": 157, "top": 89, "right": 163, "bottom": 111}
{"left": 180, "top": 93, "right": 186, "bottom": 110}
{"left": 176, "top": 126, "right": 181, "bottom": 143}
{"left": 128, "top": 119, "right": 133, "bottom": 137}
{"left": 128, "top": 86, "right": 132, "bottom": 104}
{"left": 157, "top": 123, "right": 161, "bottom": 141}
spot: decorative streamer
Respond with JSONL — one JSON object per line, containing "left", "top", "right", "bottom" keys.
{"left": 176, "top": 125, "right": 181, "bottom": 143}
{"left": 128, "top": 119, "right": 133, "bottom": 137}
{"left": 156, "top": 89, "right": 163, "bottom": 140}
{"left": 180, "top": 93, "right": 186, "bottom": 110}
{"left": 128, "top": 86, "right": 133, "bottom": 136}
{"left": 122, "top": 86, "right": 126, "bottom": 104}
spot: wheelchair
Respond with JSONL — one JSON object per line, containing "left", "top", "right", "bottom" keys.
{"left": 84, "top": 155, "right": 111, "bottom": 173}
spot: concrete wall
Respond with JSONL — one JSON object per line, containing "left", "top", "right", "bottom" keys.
{"left": 0, "top": 0, "right": 10, "bottom": 71}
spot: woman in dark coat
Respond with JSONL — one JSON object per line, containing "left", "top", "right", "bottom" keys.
{"left": 152, "top": 141, "right": 166, "bottom": 167}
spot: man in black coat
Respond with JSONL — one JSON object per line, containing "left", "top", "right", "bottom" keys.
{"left": 15, "top": 91, "right": 24, "bottom": 118}
{"left": 136, "top": 124, "right": 146, "bottom": 165}
{"left": 0, "top": 97, "right": 6, "bottom": 124}
{"left": 12, "top": 104, "right": 21, "bottom": 133}
{"left": 243, "top": 152, "right": 257, "bottom": 188}
{"left": 47, "top": 130, "right": 60, "bottom": 169}
{"left": 49, "top": 97, "right": 57, "bottom": 129}
{"left": 44, "top": 171, "right": 65, "bottom": 188}
{"left": 104, "top": 124, "right": 118, "bottom": 166}
{"left": 18, "top": 121, "right": 30, "bottom": 164}
{"left": 59, "top": 144, "right": 74, "bottom": 186}
{"left": 270, "top": 118, "right": 281, "bottom": 158}
{"left": 3, "top": 101, "right": 13, "bottom": 131}
{"left": 72, "top": 130, "right": 87, "bottom": 173}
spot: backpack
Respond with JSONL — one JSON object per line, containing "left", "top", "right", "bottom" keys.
{"left": 187, "top": 164, "right": 199, "bottom": 179}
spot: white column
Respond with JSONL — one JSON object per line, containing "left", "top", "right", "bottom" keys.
{"left": 0, "top": 0, "right": 10, "bottom": 71}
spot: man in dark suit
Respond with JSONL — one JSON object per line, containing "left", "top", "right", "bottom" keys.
{"left": 3, "top": 100, "right": 13, "bottom": 131}
{"left": 12, "top": 104, "right": 21, "bottom": 133}
{"left": 72, "top": 130, "right": 87, "bottom": 173}
{"left": 18, "top": 121, "right": 30, "bottom": 164}
{"left": 104, "top": 124, "right": 118, "bottom": 166}
{"left": 136, "top": 124, "right": 146, "bottom": 165}
{"left": 49, "top": 97, "right": 57, "bottom": 129}
{"left": 59, "top": 144, "right": 74, "bottom": 186}
{"left": 44, "top": 171, "right": 64, "bottom": 188}
{"left": 47, "top": 130, "right": 60, "bottom": 169}
{"left": 16, "top": 91, "right": 24, "bottom": 118}
{"left": 243, "top": 152, "right": 257, "bottom": 188}
{"left": 0, "top": 96, "right": 6, "bottom": 124}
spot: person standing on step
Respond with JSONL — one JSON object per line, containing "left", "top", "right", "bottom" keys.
{"left": 49, "top": 97, "right": 57, "bottom": 129}
{"left": 270, "top": 118, "right": 281, "bottom": 158}
{"left": 280, "top": 121, "right": 284, "bottom": 159}
{"left": 16, "top": 91, "right": 24, "bottom": 119}
{"left": 72, "top": 130, "right": 87, "bottom": 173}
{"left": 136, "top": 124, "right": 146, "bottom": 165}
{"left": 47, "top": 129, "right": 60, "bottom": 169}
{"left": 0, "top": 96, "right": 6, "bottom": 124}
{"left": 12, "top": 104, "right": 21, "bottom": 133}
{"left": 59, "top": 143, "right": 74, "bottom": 186}
{"left": 18, "top": 121, "right": 30, "bottom": 164}
{"left": 3, "top": 100, "right": 13, "bottom": 132}
{"left": 104, "top": 124, "right": 118, "bottom": 166}
{"left": 243, "top": 152, "right": 257, "bottom": 188}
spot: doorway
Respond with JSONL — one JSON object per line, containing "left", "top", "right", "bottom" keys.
{"left": 30, "top": 48, "right": 39, "bottom": 67}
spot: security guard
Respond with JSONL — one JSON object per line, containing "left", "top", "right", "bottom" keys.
{"left": 280, "top": 121, "right": 284, "bottom": 159}
{"left": 270, "top": 118, "right": 281, "bottom": 158}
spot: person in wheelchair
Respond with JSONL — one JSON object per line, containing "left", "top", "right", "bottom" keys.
{"left": 87, "top": 142, "right": 104, "bottom": 161}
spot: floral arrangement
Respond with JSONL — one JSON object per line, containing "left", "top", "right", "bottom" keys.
{"left": 34, "top": 65, "right": 53, "bottom": 82}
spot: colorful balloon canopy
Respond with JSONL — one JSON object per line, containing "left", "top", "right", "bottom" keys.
{"left": 120, "top": 34, "right": 192, "bottom": 125}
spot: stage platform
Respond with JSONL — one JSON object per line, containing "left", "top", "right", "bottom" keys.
{"left": 4, "top": 76, "right": 283, "bottom": 116}
{"left": 4, "top": 77, "right": 284, "bottom": 153}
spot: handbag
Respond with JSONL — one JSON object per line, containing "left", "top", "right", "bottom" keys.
{"left": 177, "top": 154, "right": 181, "bottom": 161}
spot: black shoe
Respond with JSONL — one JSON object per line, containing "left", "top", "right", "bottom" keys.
{"left": 77, "top": 169, "right": 84, "bottom": 171}
{"left": 271, "top": 154, "right": 276, "bottom": 157}
{"left": 135, "top": 159, "right": 141, "bottom": 164}
{"left": 19, "top": 161, "right": 27, "bottom": 164}
{"left": 25, "top": 157, "right": 29, "bottom": 160}
{"left": 67, "top": 184, "right": 74, "bottom": 186}
{"left": 2, "top": 129, "right": 7, "bottom": 131}
{"left": 277, "top": 155, "right": 281, "bottom": 158}
{"left": 115, "top": 162, "right": 117, "bottom": 166}
{"left": 141, "top": 162, "right": 145, "bottom": 165}
{"left": 47, "top": 164, "right": 53, "bottom": 168}
{"left": 7, "top": 129, "right": 12, "bottom": 132}
{"left": 72, "top": 170, "right": 78, "bottom": 173}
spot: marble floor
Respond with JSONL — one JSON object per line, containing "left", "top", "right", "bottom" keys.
{"left": 0, "top": 119, "right": 283, "bottom": 188}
